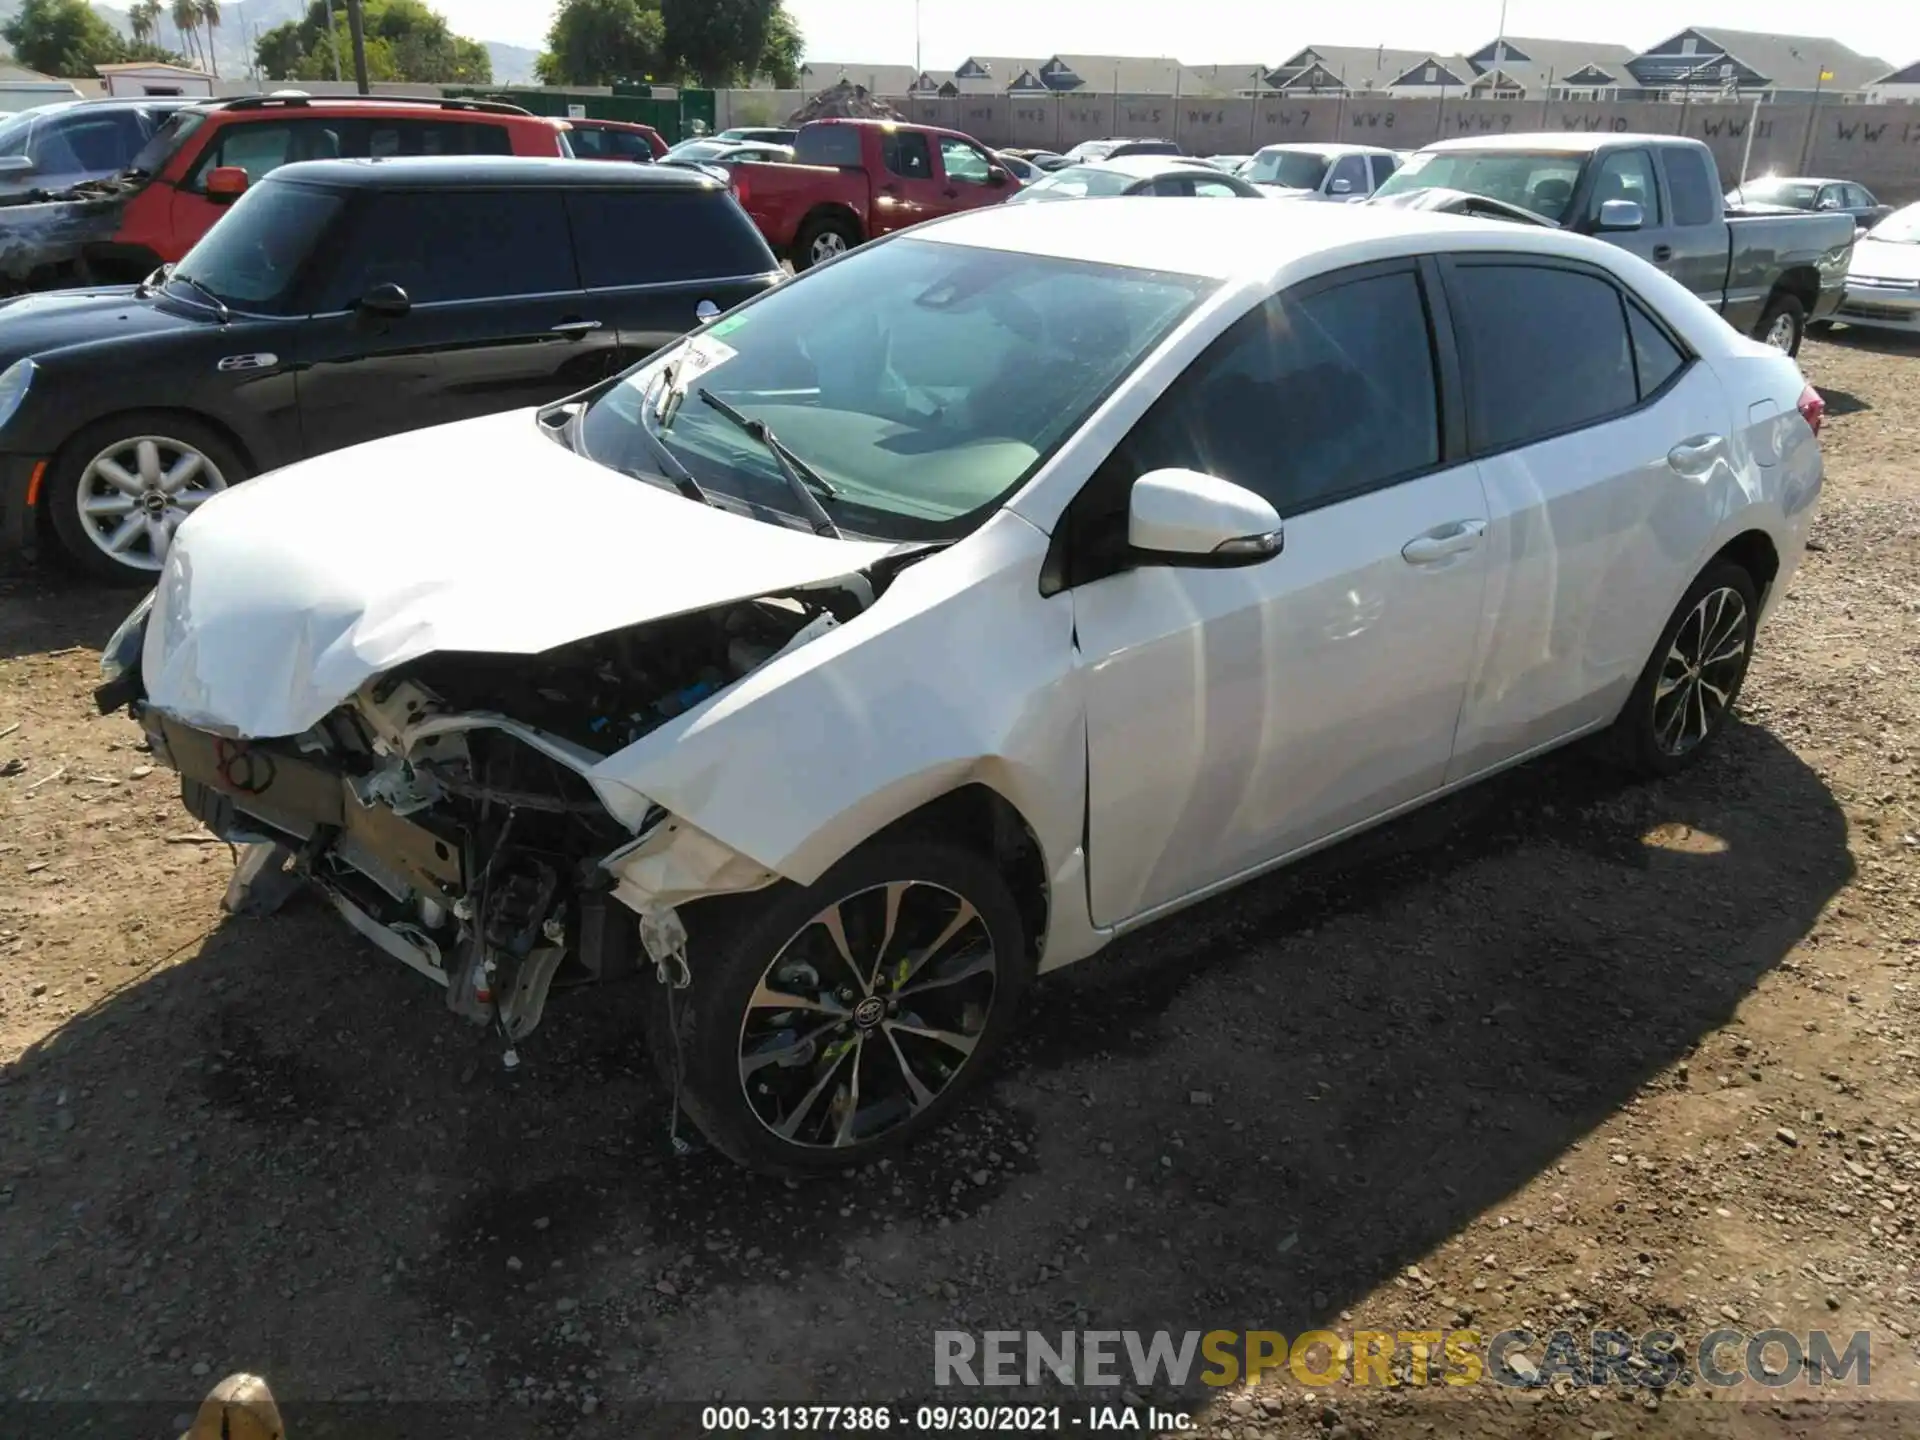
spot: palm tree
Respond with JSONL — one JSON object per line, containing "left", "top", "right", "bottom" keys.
{"left": 128, "top": 0, "right": 159, "bottom": 47}
{"left": 196, "top": 0, "right": 222, "bottom": 77}
{"left": 170, "top": 0, "right": 203, "bottom": 69}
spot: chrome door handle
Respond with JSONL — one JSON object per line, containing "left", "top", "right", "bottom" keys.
{"left": 551, "top": 319, "right": 603, "bottom": 338}
{"left": 1667, "top": 434, "right": 1724, "bottom": 473}
{"left": 1401, "top": 518, "right": 1487, "bottom": 565}
{"left": 1653, "top": 243, "right": 1674, "bottom": 263}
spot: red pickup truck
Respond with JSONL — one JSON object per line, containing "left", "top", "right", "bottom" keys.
{"left": 727, "top": 118, "right": 1015, "bottom": 269}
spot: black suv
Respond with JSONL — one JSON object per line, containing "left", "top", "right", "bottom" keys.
{"left": 0, "top": 156, "right": 781, "bottom": 580}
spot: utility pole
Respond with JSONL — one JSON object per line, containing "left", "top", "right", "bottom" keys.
{"left": 346, "top": 0, "right": 371, "bottom": 96}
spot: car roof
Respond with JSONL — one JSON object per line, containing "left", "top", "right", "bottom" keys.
{"left": 1737, "top": 175, "right": 1843, "bottom": 186}
{"left": 1422, "top": 132, "right": 1684, "bottom": 154}
{"left": 1072, "top": 154, "right": 1219, "bottom": 178}
{"left": 265, "top": 156, "right": 726, "bottom": 191}
{"left": 193, "top": 95, "right": 544, "bottom": 122}
{"left": 14, "top": 97, "right": 192, "bottom": 116}
{"left": 1254, "top": 142, "right": 1397, "bottom": 158}
{"left": 915, "top": 194, "right": 1606, "bottom": 281}
{"left": 571, "top": 117, "right": 658, "bottom": 131}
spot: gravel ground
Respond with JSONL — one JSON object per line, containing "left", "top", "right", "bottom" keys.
{"left": 2, "top": 332, "right": 1918, "bottom": 1439}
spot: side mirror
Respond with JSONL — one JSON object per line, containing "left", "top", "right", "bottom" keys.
{"left": 1329, "top": 177, "right": 1353, "bottom": 195}
{"left": 0, "top": 155, "right": 35, "bottom": 179}
{"left": 1596, "top": 198, "right": 1643, "bottom": 231}
{"left": 988, "top": 166, "right": 1009, "bottom": 188}
{"left": 1816, "top": 196, "right": 1840, "bottom": 211}
{"left": 205, "top": 165, "right": 250, "bottom": 204}
{"left": 1129, "top": 468, "right": 1283, "bottom": 564}
{"left": 355, "top": 282, "right": 412, "bottom": 321}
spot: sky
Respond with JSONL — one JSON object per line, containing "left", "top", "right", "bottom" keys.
{"left": 439, "top": 0, "right": 1917, "bottom": 74}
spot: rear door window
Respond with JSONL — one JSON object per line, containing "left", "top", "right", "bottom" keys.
{"left": 321, "top": 189, "right": 578, "bottom": 309}
{"left": 567, "top": 190, "right": 773, "bottom": 287}
{"left": 1368, "top": 152, "right": 1398, "bottom": 188}
{"left": 1448, "top": 262, "right": 1638, "bottom": 452}
{"left": 1660, "top": 146, "right": 1719, "bottom": 227}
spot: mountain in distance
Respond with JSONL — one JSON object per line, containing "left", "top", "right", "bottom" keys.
{"left": 2, "top": 1, "right": 541, "bottom": 86}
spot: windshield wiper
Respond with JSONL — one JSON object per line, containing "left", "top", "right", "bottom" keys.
{"left": 696, "top": 389, "right": 841, "bottom": 538}
{"left": 169, "top": 271, "right": 229, "bottom": 323}
{"left": 623, "top": 376, "right": 718, "bottom": 509}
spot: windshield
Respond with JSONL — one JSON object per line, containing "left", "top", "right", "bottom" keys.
{"left": 128, "top": 108, "right": 206, "bottom": 176}
{"left": 1012, "top": 164, "right": 1140, "bottom": 201}
{"left": 1735, "top": 178, "right": 1820, "bottom": 208}
{"left": 1247, "top": 149, "right": 1330, "bottom": 189}
{"left": 1066, "top": 141, "right": 1118, "bottom": 162}
{"left": 669, "top": 140, "right": 735, "bottom": 162}
{"left": 1372, "top": 149, "right": 1584, "bottom": 222}
{"left": 168, "top": 178, "right": 344, "bottom": 314}
{"left": 577, "top": 236, "right": 1212, "bottom": 541}
{"left": 1867, "top": 204, "right": 1920, "bottom": 244}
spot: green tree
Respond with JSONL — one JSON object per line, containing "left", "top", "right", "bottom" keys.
{"left": 535, "top": 0, "right": 666, "bottom": 87}
{"left": 0, "top": 0, "right": 128, "bottom": 74}
{"left": 128, "top": 0, "right": 162, "bottom": 47}
{"left": 756, "top": 6, "right": 801, "bottom": 88}
{"left": 659, "top": 0, "right": 773, "bottom": 88}
{"left": 253, "top": 0, "right": 490, "bottom": 84}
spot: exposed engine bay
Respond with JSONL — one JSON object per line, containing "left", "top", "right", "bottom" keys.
{"left": 135, "top": 578, "right": 876, "bottom": 1054}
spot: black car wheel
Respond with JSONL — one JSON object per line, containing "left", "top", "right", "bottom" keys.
{"left": 646, "top": 840, "right": 1029, "bottom": 1175}
{"left": 1600, "top": 561, "right": 1758, "bottom": 778}
{"left": 47, "top": 413, "right": 245, "bottom": 584}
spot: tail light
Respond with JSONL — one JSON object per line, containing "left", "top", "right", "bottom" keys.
{"left": 1797, "top": 384, "right": 1825, "bottom": 439}
{"left": 730, "top": 169, "right": 750, "bottom": 204}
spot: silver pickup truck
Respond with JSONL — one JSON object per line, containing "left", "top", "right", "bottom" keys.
{"left": 1370, "top": 133, "right": 1856, "bottom": 357}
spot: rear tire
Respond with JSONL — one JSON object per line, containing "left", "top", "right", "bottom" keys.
{"left": 1754, "top": 293, "right": 1806, "bottom": 357}
{"left": 644, "top": 839, "right": 1029, "bottom": 1176}
{"left": 792, "top": 214, "right": 859, "bottom": 271}
{"left": 1599, "top": 561, "right": 1759, "bottom": 778}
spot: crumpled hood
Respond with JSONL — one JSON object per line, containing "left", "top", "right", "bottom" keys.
{"left": 142, "top": 408, "right": 895, "bottom": 738}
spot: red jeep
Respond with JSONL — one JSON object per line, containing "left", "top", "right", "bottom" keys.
{"left": 86, "top": 95, "right": 572, "bottom": 280}
{"left": 727, "top": 119, "right": 1014, "bottom": 269}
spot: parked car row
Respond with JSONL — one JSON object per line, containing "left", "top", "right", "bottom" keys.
{"left": 1832, "top": 201, "right": 1920, "bottom": 335}
{"left": 85, "top": 195, "right": 1825, "bottom": 1175}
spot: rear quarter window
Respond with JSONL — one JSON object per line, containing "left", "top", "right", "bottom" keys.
{"left": 567, "top": 189, "right": 775, "bottom": 287}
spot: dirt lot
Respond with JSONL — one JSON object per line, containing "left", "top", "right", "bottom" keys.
{"left": 2, "top": 333, "right": 1918, "bottom": 1439}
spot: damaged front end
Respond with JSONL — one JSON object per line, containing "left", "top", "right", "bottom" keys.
{"left": 0, "top": 183, "right": 132, "bottom": 291}
{"left": 123, "top": 579, "right": 874, "bottom": 1048}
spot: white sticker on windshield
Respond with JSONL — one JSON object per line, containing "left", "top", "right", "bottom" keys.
{"left": 677, "top": 334, "right": 737, "bottom": 384}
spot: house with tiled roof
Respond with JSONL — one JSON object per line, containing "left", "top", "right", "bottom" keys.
{"left": 1866, "top": 60, "right": 1920, "bottom": 104}
{"left": 1264, "top": 45, "right": 1435, "bottom": 94}
{"left": 1463, "top": 36, "right": 1641, "bottom": 99}
{"left": 1625, "top": 29, "right": 1889, "bottom": 100}
{"left": 1383, "top": 55, "right": 1477, "bottom": 96}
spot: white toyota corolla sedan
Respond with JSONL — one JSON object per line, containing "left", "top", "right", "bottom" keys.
{"left": 99, "top": 200, "right": 1826, "bottom": 1174}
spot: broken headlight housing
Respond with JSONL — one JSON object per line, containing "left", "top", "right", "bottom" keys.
{"left": 95, "top": 589, "right": 156, "bottom": 714}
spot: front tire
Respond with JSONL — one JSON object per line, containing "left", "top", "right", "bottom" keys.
{"left": 1754, "top": 293, "right": 1806, "bottom": 357}
{"left": 1600, "top": 561, "right": 1758, "bottom": 778}
{"left": 645, "top": 840, "right": 1029, "bottom": 1175}
{"left": 47, "top": 413, "right": 245, "bottom": 584}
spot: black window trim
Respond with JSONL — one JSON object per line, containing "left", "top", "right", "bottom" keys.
{"left": 1042, "top": 255, "right": 1460, "bottom": 596}
{"left": 1435, "top": 251, "right": 1698, "bottom": 460}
